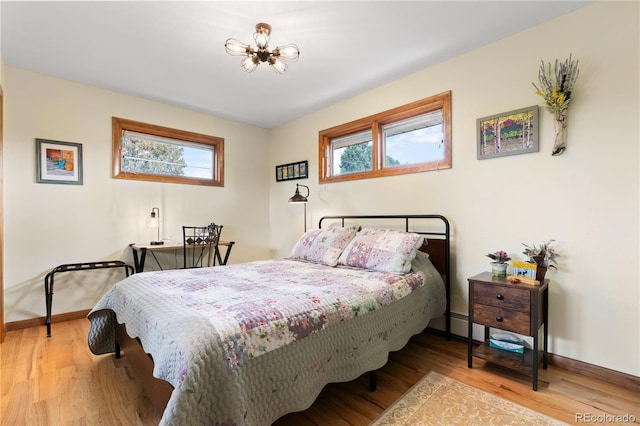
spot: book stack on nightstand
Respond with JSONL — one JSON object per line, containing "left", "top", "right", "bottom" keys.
{"left": 467, "top": 272, "right": 549, "bottom": 391}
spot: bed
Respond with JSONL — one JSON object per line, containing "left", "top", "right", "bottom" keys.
{"left": 88, "top": 214, "right": 451, "bottom": 425}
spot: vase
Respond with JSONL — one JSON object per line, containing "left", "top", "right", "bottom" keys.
{"left": 531, "top": 255, "right": 545, "bottom": 266}
{"left": 490, "top": 262, "right": 508, "bottom": 277}
{"left": 531, "top": 255, "right": 547, "bottom": 282}
{"left": 552, "top": 111, "right": 568, "bottom": 156}
{"left": 536, "top": 266, "right": 548, "bottom": 282}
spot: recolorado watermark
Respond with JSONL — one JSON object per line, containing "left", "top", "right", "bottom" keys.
{"left": 576, "top": 413, "right": 636, "bottom": 423}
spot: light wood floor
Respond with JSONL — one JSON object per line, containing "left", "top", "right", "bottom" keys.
{"left": 2, "top": 319, "right": 638, "bottom": 425}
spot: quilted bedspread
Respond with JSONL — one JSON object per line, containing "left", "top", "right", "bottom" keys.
{"left": 88, "top": 258, "right": 446, "bottom": 425}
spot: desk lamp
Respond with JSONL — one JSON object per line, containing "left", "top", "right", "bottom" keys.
{"left": 148, "top": 207, "right": 164, "bottom": 245}
{"left": 288, "top": 184, "right": 309, "bottom": 232}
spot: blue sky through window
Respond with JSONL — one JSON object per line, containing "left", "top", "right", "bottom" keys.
{"left": 386, "top": 124, "right": 444, "bottom": 165}
{"left": 183, "top": 147, "right": 213, "bottom": 179}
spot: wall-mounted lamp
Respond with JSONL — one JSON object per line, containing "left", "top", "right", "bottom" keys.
{"left": 288, "top": 184, "right": 309, "bottom": 232}
{"left": 147, "top": 207, "right": 164, "bottom": 245}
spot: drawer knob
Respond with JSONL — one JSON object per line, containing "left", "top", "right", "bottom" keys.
{"left": 496, "top": 316, "right": 503, "bottom": 322}
{"left": 496, "top": 294, "right": 504, "bottom": 300}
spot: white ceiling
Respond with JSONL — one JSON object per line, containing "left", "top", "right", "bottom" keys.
{"left": 1, "top": 1, "right": 593, "bottom": 129}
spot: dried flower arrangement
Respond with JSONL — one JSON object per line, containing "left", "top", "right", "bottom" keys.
{"left": 532, "top": 55, "right": 580, "bottom": 155}
{"left": 533, "top": 55, "right": 580, "bottom": 114}
{"left": 522, "top": 240, "right": 559, "bottom": 269}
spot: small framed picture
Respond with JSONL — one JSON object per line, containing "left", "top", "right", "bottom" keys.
{"left": 36, "top": 139, "right": 84, "bottom": 185}
{"left": 477, "top": 105, "right": 539, "bottom": 160}
{"left": 276, "top": 160, "right": 308, "bottom": 182}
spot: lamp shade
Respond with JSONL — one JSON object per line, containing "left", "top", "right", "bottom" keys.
{"left": 147, "top": 211, "right": 159, "bottom": 229}
{"left": 147, "top": 207, "right": 164, "bottom": 245}
{"left": 288, "top": 184, "right": 309, "bottom": 203}
{"left": 288, "top": 184, "right": 309, "bottom": 232}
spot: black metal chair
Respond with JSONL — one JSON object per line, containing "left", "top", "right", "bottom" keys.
{"left": 182, "top": 223, "right": 223, "bottom": 268}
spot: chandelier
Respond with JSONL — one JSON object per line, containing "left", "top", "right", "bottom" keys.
{"left": 225, "top": 23, "right": 300, "bottom": 74}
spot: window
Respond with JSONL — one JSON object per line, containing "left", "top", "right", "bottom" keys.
{"left": 319, "top": 91, "right": 451, "bottom": 183}
{"left": 112, "top": 117, "right": 224, "bottom": 186}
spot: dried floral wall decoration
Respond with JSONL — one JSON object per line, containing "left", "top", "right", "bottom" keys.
{"left": 532, "top": 55, "right": 580, "bottom": 156}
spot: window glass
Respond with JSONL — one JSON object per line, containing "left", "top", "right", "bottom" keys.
{"left": 121, "top": 131, "right": 214, "bottom": 179}
{"left": 331, "top": 130, "right": 373, "bottom": 175}
{"left": 382, "top": 111, "right": 444, "bottom": 167}
{"left": 113, "top": 117, "right": 224, "bottom": 186}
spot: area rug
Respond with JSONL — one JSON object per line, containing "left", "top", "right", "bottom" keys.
{"left": 370, "top": 371, "right": 567, "bottom": 425}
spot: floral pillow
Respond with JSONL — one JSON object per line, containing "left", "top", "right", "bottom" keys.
{"left": 337, "top": 228, "right": 425, "bottom": 274}
{"left": 288, "top": 226, "right": 358, "bottom": 266}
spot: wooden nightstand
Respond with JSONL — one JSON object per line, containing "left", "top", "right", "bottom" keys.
{"left": 467, "top": 272, "right": 549, "bottom": 390}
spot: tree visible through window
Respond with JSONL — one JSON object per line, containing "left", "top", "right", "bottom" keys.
{"left": 338, "top": 142, "right": 400, "bottom": 174}
{"left": 340, "top": 142, "right": 372, "bottom": 174}
{"left": 121, "top": 132, "right": 188, "bottom": 176}
{"left": 112, "top": 117, "right": 224, "bottom": 186}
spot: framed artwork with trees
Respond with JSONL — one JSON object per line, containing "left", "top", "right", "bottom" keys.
{"left": 477, "top": 105, "right": 539, "bottom": 159}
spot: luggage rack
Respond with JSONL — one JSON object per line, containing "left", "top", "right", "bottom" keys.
{"left": 44, "top": 260, "right": 133, "bottom": 337}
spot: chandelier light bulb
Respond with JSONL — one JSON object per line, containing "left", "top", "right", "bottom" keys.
{"left": 270, "top": 58, "right": 288, "bottom": 74}
{"left": 225, "top": 22, "right": 299, "bottom": 73}
{"left": 224, "top": 39, "right": 251, "bottom": 56}
{"left": 241, "top": 56, "right": 259, "bottom": 72}
{"left": 253, "top": 23, "right": 271, "bottom": 49}
{"left": 274, "top": 44, "right": 300, "bottom": 62}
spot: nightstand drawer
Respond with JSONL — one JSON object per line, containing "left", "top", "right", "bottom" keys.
{"left": 472, "top": 304, "right": 531, "bottom": 335}
{"left": 473, "top": 282, "right": 530, "bottom": 312}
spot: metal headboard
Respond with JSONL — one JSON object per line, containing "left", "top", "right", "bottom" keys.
{"left": 318, "top": 214, "right": 451, "bottom": 340}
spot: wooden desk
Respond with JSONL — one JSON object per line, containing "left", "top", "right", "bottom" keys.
{"left": 129, "top": 240, "right": 235, "bottom": 273}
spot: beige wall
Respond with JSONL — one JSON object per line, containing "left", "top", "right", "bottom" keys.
{"left": 3, "top": 68, "right": 271, "bottom": 323}
{"left": 2, "top": 1, "right": 638, "bottom": 378}
{"left": 269, "top": 2, "right": 639, "bottom": 376}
